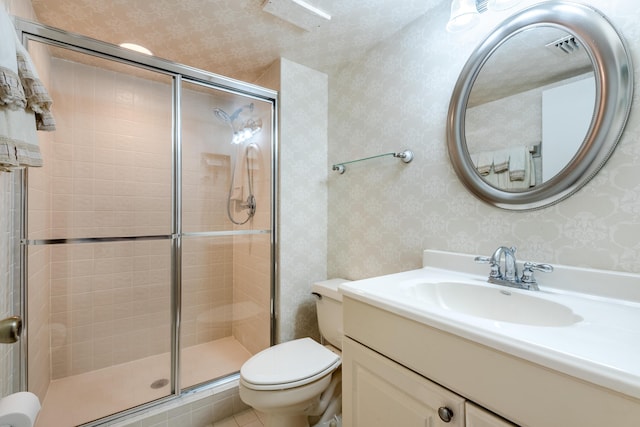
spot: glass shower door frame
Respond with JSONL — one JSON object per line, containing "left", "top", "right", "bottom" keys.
{"left": 13, "top": 17, "right": 277, "bottom": 425}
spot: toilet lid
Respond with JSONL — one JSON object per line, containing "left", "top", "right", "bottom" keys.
{"left": 241, "top": 338, "right": 341, "bottom": 391}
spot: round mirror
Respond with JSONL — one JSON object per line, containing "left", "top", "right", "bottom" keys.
{"left": 447, "top": 1, "right": 633, "bottom": 210}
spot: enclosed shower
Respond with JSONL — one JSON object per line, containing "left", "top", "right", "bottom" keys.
{"left": 14, "top": 19, "right": 276, "bottom": 427}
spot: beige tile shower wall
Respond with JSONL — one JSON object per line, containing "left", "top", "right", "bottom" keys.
{"left": 181, "top": 85, "right": 236, "bottom": 348}
{"left": 328, "top": 0, "right": 640, "bottom": 280}
{"left": 48, "top": 59, "right": 173, "bottom": 240}
{"left": 229, "top": 102, "right": 273, "bottom": 355}
{"left": 232, "top": 233, "right": 271, "bottom": 355}
{"left": 181, "top": 238, "right": 233, "bottom": 348}
{"left": 49, "top": 241, "right": 172, "bottom": 378}
{"left": 181, "top": 81, "right": 273, "bottom": 354}
{"left": 181, "top": 85, "right": 234, "bottom": 234}
{"left": 42, "top": 57, "right": 175, "bottom": 378}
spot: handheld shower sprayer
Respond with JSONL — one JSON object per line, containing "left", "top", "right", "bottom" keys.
{"left": 226, "top": 143, "right": 259, "bottom": 225}
{"left": 213, "top": 103, "right": 262, "bottom": 225}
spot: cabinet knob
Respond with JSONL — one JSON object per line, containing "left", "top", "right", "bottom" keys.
{"left": 438, "top": 406, "right": 454, "bottom": 423}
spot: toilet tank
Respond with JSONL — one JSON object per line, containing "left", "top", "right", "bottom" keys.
{"left": 312, "top": 279, "right": 349, "bottom": 350}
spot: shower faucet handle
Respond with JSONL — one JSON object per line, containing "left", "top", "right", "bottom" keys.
{"left": 241, "top": 195, "right": 256, "bottom": 214}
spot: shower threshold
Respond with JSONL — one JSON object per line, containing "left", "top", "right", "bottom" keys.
{"left": 35, "top": 337, "right": 252, "bottom": 427}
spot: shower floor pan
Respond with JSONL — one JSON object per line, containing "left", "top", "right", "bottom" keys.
{"left": 35, "top": 337, "right": 252, "bottom": 427}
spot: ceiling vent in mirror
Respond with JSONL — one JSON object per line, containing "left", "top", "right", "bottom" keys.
{"left": 547, "top": 35, "right": 580, "bottom": 56}
{"left": 262, "top": 0, "right": 331, "bottom": 32}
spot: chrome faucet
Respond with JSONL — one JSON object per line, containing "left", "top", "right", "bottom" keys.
{"left": 474, "top": 246, "right": 553, "bottom": 291}
{"left": 491, "top": 246, "right": 518, "bottom": 282}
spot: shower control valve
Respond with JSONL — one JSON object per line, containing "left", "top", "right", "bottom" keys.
{"left": 241, "top": 195, "right": 257, "bottom": 215}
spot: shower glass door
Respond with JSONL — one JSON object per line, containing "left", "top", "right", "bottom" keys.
{"left": 18, "top": 18, "right": 276, "bottom": 426}
{"left": 24, "top": 40, "right": 176, "bottom": 426}
{"left": 180, "top": 80, "right": 272, "bottom": 389}
{"left": 26, "top": 41, "right": 174, "bottom": 426}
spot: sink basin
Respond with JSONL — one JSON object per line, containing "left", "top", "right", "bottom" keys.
{"left": 408, "top": 282, "right": 583, "bottom": 326}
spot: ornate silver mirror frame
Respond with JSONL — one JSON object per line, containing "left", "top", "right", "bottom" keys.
{"left": 447, "top": 1, "right": 633, "bottom": 210}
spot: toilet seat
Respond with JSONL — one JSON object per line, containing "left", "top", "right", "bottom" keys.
{"left": 241, "top": 338, "right": 341, "bottom": 391}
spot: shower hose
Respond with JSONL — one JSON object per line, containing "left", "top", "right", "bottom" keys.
{"left": 227, "top": 143, "right": 256, "bottom": 225}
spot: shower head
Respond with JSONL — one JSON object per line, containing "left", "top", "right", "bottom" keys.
{"left": 229, "top": 103, "right": 254, "bottom": 121}
{"left": 214, "top": 103, "right": 260, "bottom": 144}
{"left": 214, "top": 103, "right": 254, "bottom": 123}
{"left": 213, "top": 108, "right": 232, "bottom": 123}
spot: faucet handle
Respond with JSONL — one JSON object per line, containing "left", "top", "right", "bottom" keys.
{"left": 521, "top": 262, "right": 553, "bottom": 290}
{"left": 524, "top": 262, "right": 553, "bottom": 273}
{"left": 474, "top": 256, "right": 501, "bottom": 279}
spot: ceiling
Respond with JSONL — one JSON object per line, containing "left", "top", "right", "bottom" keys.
{"left": 29, "top": 0, "right": 443, "bottom": 83}
{"left": 469, "top": 26, "right": 593, "bottom": 107}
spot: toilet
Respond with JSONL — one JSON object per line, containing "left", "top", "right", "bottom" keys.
{"left": 239, "top": 279, "right": 347, "bottom": 427}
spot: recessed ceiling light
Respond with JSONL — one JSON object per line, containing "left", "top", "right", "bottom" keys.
{"left": 119, "top": 43, "right": 153, "bottom": 55}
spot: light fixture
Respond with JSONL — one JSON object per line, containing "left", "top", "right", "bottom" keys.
{"left": 487, "top": 0, "right": 522, "bottom": 11}
{"left": 262, "top": 0, "right": 331, "bottom": 32}
{"left": 119, "top": 43, "right": 153, "bottom": 56}
{"left": 214, "top": 104, "right": 263, "bottom": 145}
{"left": 446, "top": 0, "right": 480, "bottom": 33}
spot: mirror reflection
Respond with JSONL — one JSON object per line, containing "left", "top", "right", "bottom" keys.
{"left": 465, "top": 27, "right": 594, "bottom": 192}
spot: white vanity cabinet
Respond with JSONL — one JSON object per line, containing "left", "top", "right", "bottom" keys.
{"left": 343, "top": 336, "right": 513, "bottom": 427}
{"left": 343, "top": 336, "right": 465, "bottom": 426}
{"left": 465, "top": 402, "right": 515, "bottom": 427}
{"left": 342, "top": 295, "right": 640, "bottom": 426}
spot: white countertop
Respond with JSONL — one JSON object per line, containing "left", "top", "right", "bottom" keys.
{"left": 339, "top": 251, "right": 640, "bottom": 400}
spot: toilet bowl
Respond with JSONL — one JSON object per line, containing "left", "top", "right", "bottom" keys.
{"left": 239, "top": 279, "right": 348, "bottom": 427}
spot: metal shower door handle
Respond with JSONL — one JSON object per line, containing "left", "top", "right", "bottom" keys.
{"left": 0, "top": 316, "right": 23, "bottom": 344}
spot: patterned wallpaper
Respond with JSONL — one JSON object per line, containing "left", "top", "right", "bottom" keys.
{"left": 259, "top": 58, "right": 328, "bottom": 343}
{"left": 466, "top": 79, "right": 541, "bottom": 154}
{"left": 328, "top": 0, "right": 640, "bottom": 281}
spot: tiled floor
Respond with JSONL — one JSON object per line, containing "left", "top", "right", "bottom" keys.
{"left": 213, "top": 409, "right": 265, "bottom": 427}
{"left": 36, "top": 337, "right": 252, "bottom": 427}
